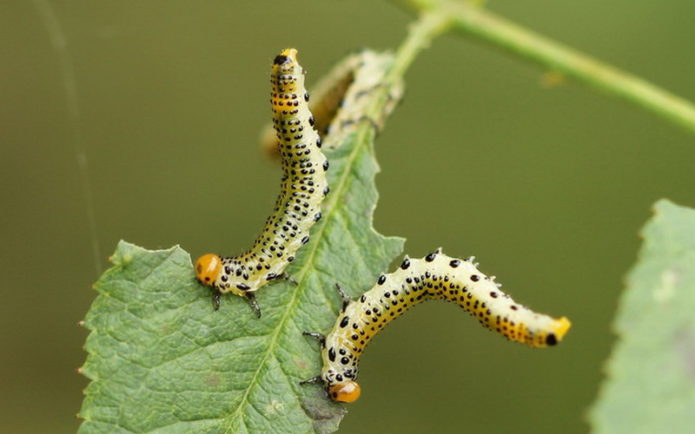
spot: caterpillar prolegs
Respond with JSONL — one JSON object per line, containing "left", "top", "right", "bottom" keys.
{"left": 302, "top": 249, "right": 571, "bottom": 402}
{"left": 195, "top": 49, "right": 328, "bottom": 317}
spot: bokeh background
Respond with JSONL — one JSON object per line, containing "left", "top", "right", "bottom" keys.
{"left": 2, "top": 1, "right": 694, "bottom": 432}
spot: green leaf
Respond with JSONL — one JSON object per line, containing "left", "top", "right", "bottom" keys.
{"left": 78, "top": 60, "right": 404, "bottom": 433}
{"left": 589, "top": 199, "right": 695, "bottom": 434}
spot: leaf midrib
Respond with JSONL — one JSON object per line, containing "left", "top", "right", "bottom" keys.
{"left": 223, "top": 125, "right": 376, "bottom": 432}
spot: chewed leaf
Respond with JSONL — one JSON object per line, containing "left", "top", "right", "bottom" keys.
{"left": 589, "top": 200, "right": 695, "bottom": 434}
{"left": 78, "top": 56, "right": 404, "bottom": 432}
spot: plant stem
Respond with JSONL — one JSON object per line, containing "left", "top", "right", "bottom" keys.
{"left": 366, "top": 11, "right": 451, "bottom": 117}
{"left": 388, "top": 12, "right": 451, "bottom": 84}
{"left": 397, "top": 0, "right": 695, "bottom": 134}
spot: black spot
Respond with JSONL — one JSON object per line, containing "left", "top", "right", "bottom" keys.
{"left": 304, "top": 92, "right": 309, "bottom": 102}
{"left": 328, "top": 347, "right": 336, "bottom": 361}
{"left": 316, "top": 137, "right": 322, "bottom": 148}
{"left": 301, "top": 236, "right": 310, "bottom": 245}
{"left": 400, "top": 258, "right": 410, "bottom": 270}
{"left": 309, "top": 116, "right": 315, "bottom": 126}
{"left": 323, "top": 160, "right": 329, "bottom": 171}
{"left": 340, "top": 357, "right": 349, "bottom": 365}
{"left": 449, "top": 260, "right": 460, "bottom": 268}
{"left": 546, "top": 334, "right": 558, "bottom": 346}
{"left": 340, "top": 316, "right": 349, "bottom": 328}
{"left": 266, "top": 273, "right": 277, "bottom": 281}
{"left": 377, "top": 275, "right": 386, "bottom": 285}
{"left": 314, "top": 212, "right": 322, "bottom": 222}
{"left": 490, "top": 292, "right": 498, "bottom": 298}
{"left": 425, "top": 252, "right": 437, "bottom": 262}
{"left": 273, "top": 55, "right": 289, "bottom": 65}
{"left": 471, "top": 275, "right": 480, "bottom": 282}
{"left": 236, "top": 283, "right": 250, "bottom": 291}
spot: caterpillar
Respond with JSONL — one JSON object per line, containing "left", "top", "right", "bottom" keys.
{"left": 260, "top": 50, "right": 403, "bottom": 158}
{"left": 195, "top": 48, "right": 328, "bottom": 317}
{"left": 302, "top": 249, "right": 571, "bottom": 402}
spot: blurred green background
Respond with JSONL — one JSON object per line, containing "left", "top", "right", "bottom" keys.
{"left": 2, "top": 1, "right": 694, "bottom": 432}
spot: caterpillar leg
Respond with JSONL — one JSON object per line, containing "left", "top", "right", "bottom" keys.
{"left": 277, "top": 273, "right": 298, "bottom": 286}
{"left": 335, "top": 283, "right": 352, "bottom": 311}
{"left": 211, "top": 290, "right": 222, "bottom": 311}
{"left": 337, "top": 81, "right": 402, "bottom": 138}
{"left": 302, "top": 331, "right": 326, "bottom": 346}
{"left": 245, "top": 293, "right": 262, "bottom": 318}
{"left": 299, "top": 375, "right": 324, "bottom": 386}
{"left": 353, "top": 81, "right": 399, "bottom": 105}
{"left": 339, "top": 115, "right": 381, "bottom": 136}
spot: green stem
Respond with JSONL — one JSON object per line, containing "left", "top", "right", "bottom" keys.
{"left": 397, "top": 0, "right": 695, "bottom": 134}
{"left": 388, "top": 12, "right": 451, "bottom": 83}
{"left": 366, "top": 11, "right": 452, "bottom": 117}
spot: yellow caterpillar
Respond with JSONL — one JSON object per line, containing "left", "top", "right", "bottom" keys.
{"left": 195, "top": 49, "right": 328, "bottom": 317}
{"left": 302, "top": 249, "right": 571, "bottom": 402}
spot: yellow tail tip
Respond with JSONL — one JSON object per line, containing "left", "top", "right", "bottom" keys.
{"left": 281, "top": 48, "right": 298, "bottom": 58}
{"left": 274, "top": 48, "right": 298, "bottom": 65}
{"left": 554, "top": 317, "right": 572, "bottom": 341}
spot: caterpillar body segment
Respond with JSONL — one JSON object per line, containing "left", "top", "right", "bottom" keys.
{"left": 304, "top": 249, "right": 571, "bottom": 402}
{"left": 195, "top": 49, "right": 328, "bottom": 316}
{"left": 261, "top": 50, "right": 403, "bottom": 159}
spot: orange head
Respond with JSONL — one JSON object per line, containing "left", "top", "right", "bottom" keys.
{"left": 328, "top": 381, "right": 361, "bottom": 403}
{"left": 195, "top": 253, "right": 222, "bottom": 287}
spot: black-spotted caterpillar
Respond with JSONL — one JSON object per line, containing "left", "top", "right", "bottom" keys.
{"left": 260, "top": 49, "right": 403, "bottom": 158}
{"left": 195, "top": 48, "right": 328, "bottom": 317}
{"left": 302, "top": 249, "right": 571, "bottom": 402}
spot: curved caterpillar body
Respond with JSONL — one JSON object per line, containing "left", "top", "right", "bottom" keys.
{"left": 303, "top": 249, "right": 571, "bottom": 402}
{"left": 260, "top": 50, "right": 403, "bottom": 158}
{"left": 195, "top": 49, "right": 328, "bottom": 316}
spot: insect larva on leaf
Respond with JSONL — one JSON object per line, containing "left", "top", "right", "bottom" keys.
{"left": 195, "top": 48, "right": 328, "bottom": 317}
{"left": 302, "top": 249, "right": 571, "bottom": 403}
{"left": 260, "top": 50, "right": 403, "bottom": 159}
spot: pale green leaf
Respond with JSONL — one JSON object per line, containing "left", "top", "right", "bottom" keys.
{"left": 78, "top": 55, "right": 404, "bottom": 433}
{"left": 590, "top": 199, "right": 695, "bottom": 434}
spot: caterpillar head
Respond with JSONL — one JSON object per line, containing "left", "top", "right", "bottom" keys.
{"left": 195, "top": 253, "right": 222, "bottom": 287}
{"left": 328, "top": 381, "right": 361, "bottom": 403}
